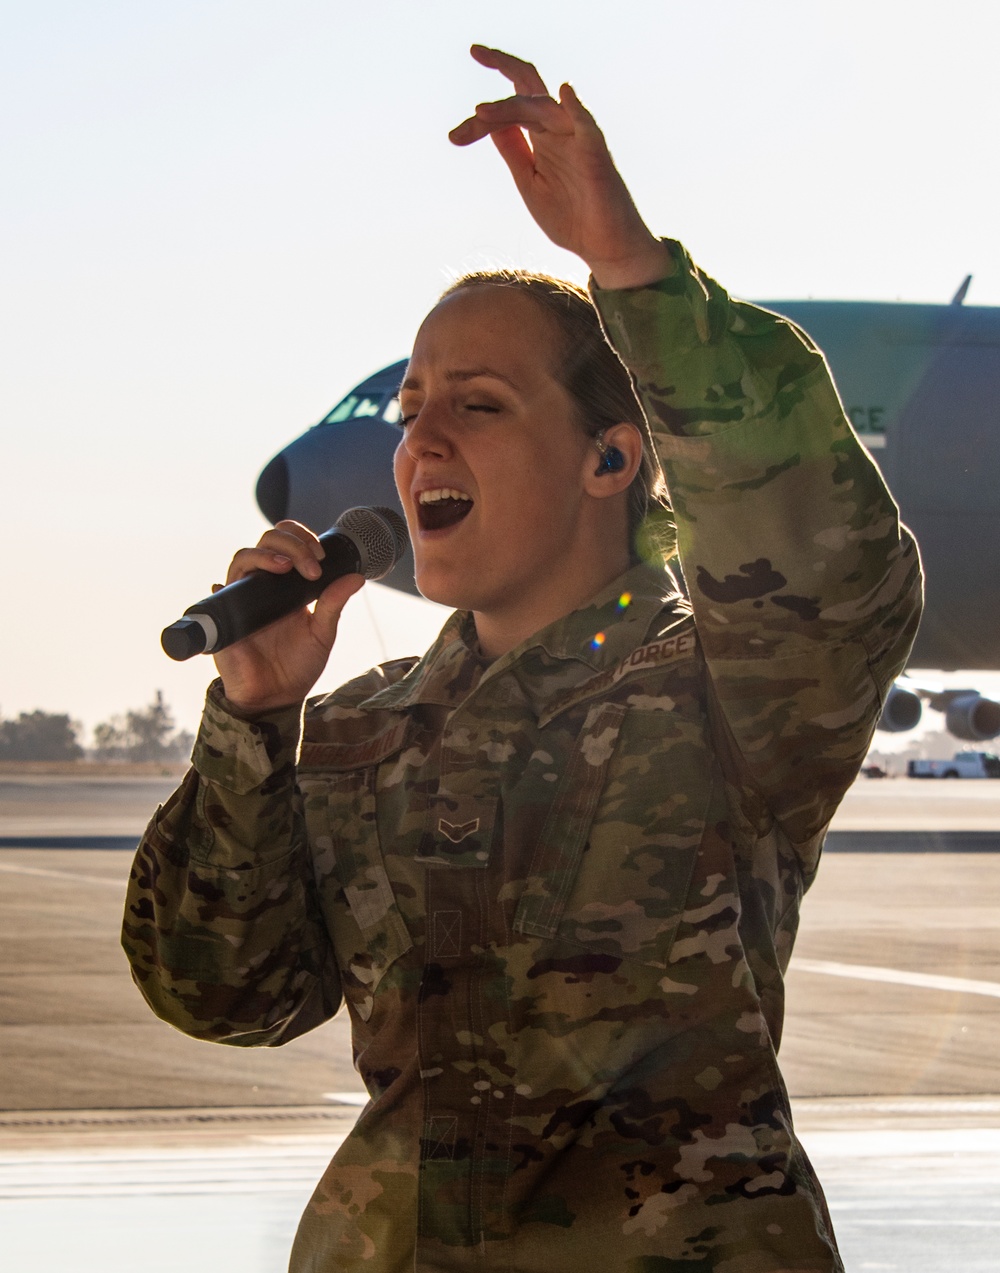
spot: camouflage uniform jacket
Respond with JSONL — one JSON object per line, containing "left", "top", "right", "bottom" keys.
{"left": 123, "top": 241, "right": 922, "bottom": 1273}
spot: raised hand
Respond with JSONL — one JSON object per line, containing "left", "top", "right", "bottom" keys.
{"left": 449, "top": 45, "right": 672, "bottom": 290}
{"left": 212, "top": 521, "right": 363, "bottom": 714}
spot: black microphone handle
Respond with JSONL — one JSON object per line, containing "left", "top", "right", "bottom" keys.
{"left": 162, "top": 530, "right": 362, "bottom": 661}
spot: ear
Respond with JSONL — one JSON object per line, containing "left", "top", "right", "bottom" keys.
{"left": 583, "top": 422, "right": 644, "bottom": 499}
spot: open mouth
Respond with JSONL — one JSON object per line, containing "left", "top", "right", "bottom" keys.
{"left": 417, "top": 488, "right": 474, "bottom": 532}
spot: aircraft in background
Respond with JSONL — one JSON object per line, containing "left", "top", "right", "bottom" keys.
{"left": 255, "top": 282, "right": 1000, "bottom": 742}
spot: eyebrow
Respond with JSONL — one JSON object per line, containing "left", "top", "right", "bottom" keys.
{"left": 399, "top": 368, "right": 519, "bottom": 393}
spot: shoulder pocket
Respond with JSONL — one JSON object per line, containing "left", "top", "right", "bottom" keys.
{"left": 300, "top": 730, "right": 413, "bottom": 1021}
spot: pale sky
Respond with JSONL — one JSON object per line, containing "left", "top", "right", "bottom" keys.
{"left": 2, "top": 0, "right": 998, "bottom": 738}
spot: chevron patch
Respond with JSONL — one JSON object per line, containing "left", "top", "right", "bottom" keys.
{"left": 438, "top": 817, "right": 480, "bottom": 844}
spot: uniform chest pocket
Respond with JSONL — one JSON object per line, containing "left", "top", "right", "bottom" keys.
{"left": 513, "top": 702, "right": 713, "bottom": 970}
{"left": 300, "top": 768, "right": 413, "bottom": 1021}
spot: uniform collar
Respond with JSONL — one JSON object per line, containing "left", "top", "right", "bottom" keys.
{"left": 358, "top": 562, "right": 685, "bottom": 715}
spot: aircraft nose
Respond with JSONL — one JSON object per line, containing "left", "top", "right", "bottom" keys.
{"left": 256, "top": 453, "right": 289, "bottom": 523}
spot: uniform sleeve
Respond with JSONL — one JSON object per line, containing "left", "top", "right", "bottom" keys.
{"left": 592, "top": 241, "right": 923, "bottom": 862}
{"left": 121, "top": 680, "right": 342, "bottom": 1045}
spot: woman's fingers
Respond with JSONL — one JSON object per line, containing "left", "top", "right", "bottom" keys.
{"left": 487, "top": 124, "right": 538, "bottom": 194}
{"left": 558, "top": 82, "right": 601, "bottom": 134}
{"left": 447, "top": 113, "right": 486, "bottom": 147}
{"left": 311, "top": 574, "right": 365, "bottom": 648}
{"left": 477, "top": 94, "right": 574, "bottom": 135}
{"left": 225, "top": 547, "right": 294, "bottom": 586}
{"left": 225, "top": 521, "right": 325, "bottom": 585}
{"left": 270, "top": 519, "right": 324, "bottom": 557}
{"left": 450, "top": 93, "right": 572, "bottom": 147}
{"left": 470, "top": 44, "right": 548, "bottom": 97}
{"left": 211, "top": 521, "right": 360, "bottom": 712}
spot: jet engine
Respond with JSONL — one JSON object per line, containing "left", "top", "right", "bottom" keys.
{"left": 944, "top": 693, "right": 1000, "bottom": 742}
{"left": 877, "top": 684, "right": 923, "bottom": 732}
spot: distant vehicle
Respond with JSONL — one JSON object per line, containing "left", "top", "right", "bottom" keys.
{"left": 254, "top": 282, "right": 1000, "bottom": 742}
{"left": 861, "top": 764, "right": 889, "bottom": 779}
{"left": 908, "top": 752, "right": 1000, "bottom": 779}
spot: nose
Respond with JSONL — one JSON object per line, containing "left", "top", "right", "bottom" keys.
{"left": 401, "top": 398, "right": 454, "bottom": 462}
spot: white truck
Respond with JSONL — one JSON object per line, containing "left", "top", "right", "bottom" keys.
{"left": 907, "top": 751, "right": 1000, "bottom": 778}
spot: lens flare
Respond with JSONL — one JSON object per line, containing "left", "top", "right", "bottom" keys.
{"left": 590, "top": 632, "right": 606, "bottom": 649}
{"left": 617, "top": 592, "right": 632, "bottom": 611}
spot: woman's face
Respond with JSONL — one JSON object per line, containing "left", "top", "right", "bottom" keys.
{"left": 394, "top": 286, "right": 599, "bottom": 630}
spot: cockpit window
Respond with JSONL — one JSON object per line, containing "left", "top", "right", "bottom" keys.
{"left": 320, "top": 394, "right": 402, "bottom": 426}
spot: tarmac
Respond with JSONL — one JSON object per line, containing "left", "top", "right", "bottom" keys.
{"left": 2, "top": 770, "right": 999, "bottom": 1271}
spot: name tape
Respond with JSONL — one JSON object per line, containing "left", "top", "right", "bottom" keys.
{"left": 612, "top": 631, "right": 697, "bottom": 683}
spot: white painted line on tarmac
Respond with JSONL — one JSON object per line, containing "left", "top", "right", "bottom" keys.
{"left": 0, "top": 1145, "right": 345, "bottom": 1199}
{"left": 802, "top": 1127, "right": 1000, "bottom": 1156}
{"left": 0, "top": 862, "right": 124, "bottom": 889}
{"left": 793, "top": 957, "right": 1000, "bottom": 999}
{"left": 836, "top": 1218, "right": 1000, "bottom": 1228}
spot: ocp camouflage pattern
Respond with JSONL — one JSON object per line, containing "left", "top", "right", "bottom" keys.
{"left": 123, "top": 239, "right": 922, "bottom": 1272}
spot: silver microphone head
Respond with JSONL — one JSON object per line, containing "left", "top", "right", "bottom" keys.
{"left": 336, "top": 506, "right": 410, "bottom": 580}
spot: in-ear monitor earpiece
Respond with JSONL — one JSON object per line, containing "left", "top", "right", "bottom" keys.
{"left": 594, "top": 432, "right": 626, "bottom": 474}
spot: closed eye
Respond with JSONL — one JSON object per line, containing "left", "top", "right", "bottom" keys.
{"left": 394, "top": 401, "right": 501, "bottom": 429}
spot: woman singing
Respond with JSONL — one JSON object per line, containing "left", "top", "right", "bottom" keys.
{"left": 123, "top": 45, "right": 922, "bottom": 1273}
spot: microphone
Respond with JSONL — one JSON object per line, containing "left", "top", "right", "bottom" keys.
{"left": 160, "top": 506, "right": 409, "bottom": 662}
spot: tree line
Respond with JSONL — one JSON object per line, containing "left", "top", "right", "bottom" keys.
{"left": 0, "top": 692, "right": 194, "bottom": 762}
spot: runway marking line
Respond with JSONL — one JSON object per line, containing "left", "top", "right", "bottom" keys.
{"left": 5, "top": 869, "right": 999, "bottom": 996}
{"left": 0, "top": 862, "right": 124, "bottom": 889}
{"left": 792, "top": 957, "right": 1000, "bottom": 999}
